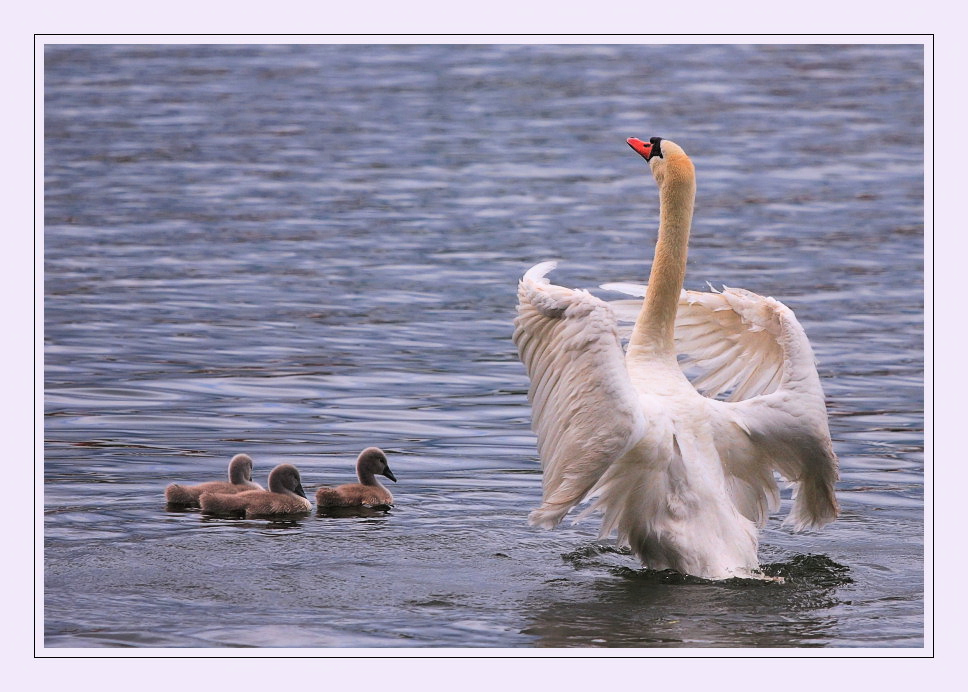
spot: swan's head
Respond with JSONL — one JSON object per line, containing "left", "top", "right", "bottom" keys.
{"left": 358, "top": 447, "right": 397, "bottom": 482}
{"left": 627, "top": 136, "right": 694, "bottom": 187}
{"left": 267, "top": 463, "right": 308, "bottom": 498}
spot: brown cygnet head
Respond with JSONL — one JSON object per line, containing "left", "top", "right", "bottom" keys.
{"left": 356, "top": 447, "right": 396, "bottom": 484}
{"left": 227, "top": 453, "right": 256, "bottom": 484}
{"left": 267, "top": 463, "right": 309, "bottom": 499}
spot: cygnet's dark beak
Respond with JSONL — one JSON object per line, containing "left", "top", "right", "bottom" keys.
{"left": 295, "top": 482, "right": 308, "bottom": 499}
{"left": 383, "top": 467, "right": 397, "bottom": 483}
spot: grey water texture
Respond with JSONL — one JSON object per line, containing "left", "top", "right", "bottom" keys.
{"left": 44, "top": 43, "right": 924, "bottom": 648}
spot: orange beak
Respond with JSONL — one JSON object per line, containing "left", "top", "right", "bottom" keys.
{"left": 627, "top": 137, "right": 653, "bottom": 160}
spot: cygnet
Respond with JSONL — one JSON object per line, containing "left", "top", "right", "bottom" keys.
{"left": 315, "top": 447, "right": 396, "bottom": 508}
{"left": 200, "top": 463, "right": 311, "bottom": 518}
{"left": 165, "top": 453, "right": 262, "bottom": 508}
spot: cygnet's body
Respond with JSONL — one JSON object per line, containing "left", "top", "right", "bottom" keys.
{"left": 315, "top": 447, "right": 396, "bottom": 508}
{"left": 200, "top": 463, "right": 311, "bottom": 518}
{"left": 165, "top": 454, "right": 263, "bottom": 507}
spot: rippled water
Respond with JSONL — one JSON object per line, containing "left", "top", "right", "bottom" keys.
{"left": 43, "top": 43, "right": 924, "bottom": 649}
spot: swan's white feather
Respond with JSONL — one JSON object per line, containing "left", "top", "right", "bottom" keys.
{"left": 516, "top": 264, "right": 838, "bottom": 578}
{"left": 599, "top": 281, "right": 648, "bottom": 297}
{"left": 605, "top": 283, "right": 789, "bottom": 401}
{"left": 514, "top": 139, "right": 837, "bottom": 580}
{"left": 513, "top": 263, "right": 646, "bottom": 529}
{"left": 602, "top": 279, "right": 838, "bottom": 529}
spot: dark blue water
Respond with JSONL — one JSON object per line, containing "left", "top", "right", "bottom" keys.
{"left": 43, "top": 43, "right": 924, "bottom": 648}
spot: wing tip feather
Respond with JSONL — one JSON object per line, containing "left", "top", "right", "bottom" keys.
{"left": 528, "top": 505, "right": 568, "bottom": 529}
{"left": 523, "top": 260, "right": 559, "bottom": 283}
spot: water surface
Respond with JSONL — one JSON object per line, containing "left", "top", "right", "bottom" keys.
{"left": 44, "top": 43, "right": 924, "bottom": 649}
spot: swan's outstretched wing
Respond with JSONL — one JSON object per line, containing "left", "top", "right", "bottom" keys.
{"left": 604, "top": 283, "right": 839, "bottom": 530}
{"left": 514, "top": 262, "right": 645, "bottom": 528}
{"left": 605, "top": 283, "right": 786, "bottom": 401}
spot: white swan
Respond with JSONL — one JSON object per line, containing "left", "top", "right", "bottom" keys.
{"left": 512, "top": 136, "right": 839, "bottom": 580}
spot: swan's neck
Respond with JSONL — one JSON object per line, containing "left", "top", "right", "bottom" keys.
{"left": 629, "top": 162, "right": 695, "bottom": 358}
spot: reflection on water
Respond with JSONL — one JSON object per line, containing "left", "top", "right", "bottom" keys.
{"left": 522, "top": 547, "right": 853, "bottom": 647}
{"left": 44, "top": 43, "right": 924, "bottom": 648}
{"left": 315, "top": 505, "right": 393, "bottom": 519}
